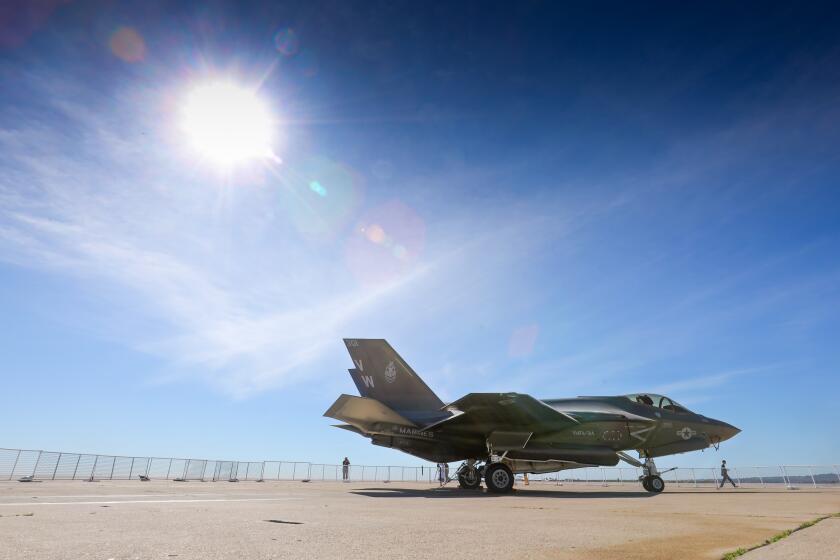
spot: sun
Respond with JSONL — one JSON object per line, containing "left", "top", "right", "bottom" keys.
{"left": 180, "top": 81, "right": 275, "bottom": 166}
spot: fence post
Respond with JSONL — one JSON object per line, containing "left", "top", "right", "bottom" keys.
{"left": 808, "top": 467, "right": 817, "bottom": 488}
{"left": 72, "top": 455, "right": 82, "bottom": 480}
{"left": 129, "top": 457, "right": 136, "bottom": 480}
{"left": 51, "top": 453, "right": 62, "bottom": 480}
{"left": 90, "top": 455, "right": 99, "bottom": 481}
{"left": 31, "top": 450, "right": 43, "bottom": 478}
{"left": 692, "top": 468, "right": 697, "bottom": 488}
{"left": 833, "top": 465, "right": 840, "bottom": 485}
{"left": 780, "top": 466, "right": 790, "bottom": 488}
{"left": 165, "top": 458, "right": 173, "bottom": 480}
{"left": 260, "top": 462, "right": 266, "bottom": 481}
{"left": 9, "top": 449, "right": 21, "bottom": 480}
{"left": 291, "top": 462, "right": 296, "bottom": 480}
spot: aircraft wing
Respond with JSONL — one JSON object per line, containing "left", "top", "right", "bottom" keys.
{"left": 427, "top": 392, "right": 578, "bottom": 432}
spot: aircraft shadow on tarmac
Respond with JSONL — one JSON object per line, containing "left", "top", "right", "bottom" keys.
{"left": 350, "top": 487, "right": 656, "bottom": 499}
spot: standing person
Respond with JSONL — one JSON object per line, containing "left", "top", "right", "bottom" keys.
{"left": 342, "top": 457, "right": 350, "bottom": 482}
{"left": 719, "top": 460, "right": 738, "bottom": 488}
{"left": 437, "top": 463, "right": 445, "bottom": 485}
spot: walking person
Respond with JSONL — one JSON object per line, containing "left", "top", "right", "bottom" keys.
{"left": 718, "top": 460, "right": 738, "bottom": 488}
{"left": 342, "top": 457, "right": 350, "bottom": 482}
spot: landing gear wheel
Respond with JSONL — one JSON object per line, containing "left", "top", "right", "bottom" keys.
{"left": 458, "top": 468, "right": 481, "bottom": 490}
{"left": 642, "top": 477, "right": 651, "bottom": 491}
{"left": 644, "top": 475, "right": 664, "bottom": 493}
{"left": 484, "top": 463, "right": 514, "bottom": 494}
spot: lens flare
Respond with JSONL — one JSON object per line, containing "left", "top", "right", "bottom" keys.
{"left": 180, "top": 82, "right": 274, "bottom": 166}
{"left": 345, "top": 200, "right": 426, "bottom": 285}
{"left": 109, "top": 27, "right": 146, "bottom": 63}
{"left": 309, "top": 180, "right": 327, "bottom": 197}
{"left": 274, "top": 28, "right": 299, "bottom": 56}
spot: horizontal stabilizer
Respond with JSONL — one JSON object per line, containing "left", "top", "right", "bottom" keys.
{"left": 324, "top": 394, "right": 417, "bottom": 432}
{"left": 333, "top": 424, "right": 366, "bottom": 435}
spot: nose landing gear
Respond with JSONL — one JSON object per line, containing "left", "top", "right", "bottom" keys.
{"left": 640, "top": 457, "right": 665, "bottom": 493}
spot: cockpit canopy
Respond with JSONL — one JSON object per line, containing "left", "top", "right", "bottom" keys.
{"left": 625, "top": 393, "right": 691, "bottom": 414}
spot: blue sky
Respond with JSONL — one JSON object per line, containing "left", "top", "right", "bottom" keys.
{"left": 1, "top": 1, "right": 839, "bottom": 468}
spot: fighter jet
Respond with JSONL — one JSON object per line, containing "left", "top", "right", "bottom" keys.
{"left": 324, "top": 339, "right": 740, "bottom": 493}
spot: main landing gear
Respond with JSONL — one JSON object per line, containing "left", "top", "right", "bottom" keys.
{"left": 640, "top": 457, "right": 665, "bottom": 493}
{"left": 484, "top": 462, "right": 514, "bottom": 493}
{"left": 456, "top": 460, "right": 515, "bottom": 493}
{"left": 457, "top": 461, "right": 481, "bottom": 490}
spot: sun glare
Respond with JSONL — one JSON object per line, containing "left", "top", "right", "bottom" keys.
{"left": 181, "top": 82, "right": 274, "bottom": 166}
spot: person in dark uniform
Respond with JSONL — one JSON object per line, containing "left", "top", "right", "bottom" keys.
{"left": 719, "top": 460, "right": 737, "bottom": 488}
{"left": 342, "top": 457, "right": 350, "bottom": 481}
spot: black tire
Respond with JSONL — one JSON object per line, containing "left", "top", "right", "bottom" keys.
{"left": 647, "top": 475, "right": 665, "bottom": 493}
{"left": 642, "top": 477, "right": 652, "bottom": 491}
{"left": 484, "top": 463, "right": 514, "bottom": 494}
{"left": 458, "top": 469, "right": 481, "bottom": 490}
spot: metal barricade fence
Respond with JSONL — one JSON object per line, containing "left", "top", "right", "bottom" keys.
{"left": 1, "top": 448, "right": 838, "bottom": 488}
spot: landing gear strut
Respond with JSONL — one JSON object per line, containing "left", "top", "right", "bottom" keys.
{"left": 640, "top": 457, "right": 665, "bottom": 493}
{"left": 457, "top": 461, "right": 481, "bottom": 490}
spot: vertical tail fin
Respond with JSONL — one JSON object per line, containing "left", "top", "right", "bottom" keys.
{"left": 343, "top": 339, "right": 445, "bottom": 424}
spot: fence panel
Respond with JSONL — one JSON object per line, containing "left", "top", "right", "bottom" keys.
{"left": 262, "top": 461, "right": 281, "bottom": 480}
{"left": 184, "top": 459, "right": 208, "bottom": 480}
{"left": 53, "top": 453, "right": 82, "bottom": 479}
{"left": 73, "top": 454, "right": 98, "bottom": 480}
{"left": 168, "top": 459, "right": 187, "bottom": 479}
{"left": 147, "top": 458, "right": 171, "bottom": 479}
{"left": 3, "top": 448, "right": 840, "bottom": 490}
{"left": 215, "top": 461, "right": 236, "bottom": 481}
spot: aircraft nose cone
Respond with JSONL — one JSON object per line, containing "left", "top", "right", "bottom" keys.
{"left": 716, "top": 421, "right": 740, "bottom": 441}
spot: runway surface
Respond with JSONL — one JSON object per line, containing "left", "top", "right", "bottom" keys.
{"left": 1, "top": 480, "right": 838, "bottom": 559}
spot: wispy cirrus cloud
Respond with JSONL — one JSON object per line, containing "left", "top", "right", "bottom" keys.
{"left": 0, "top": 67, "right": 593, "bottom": 397}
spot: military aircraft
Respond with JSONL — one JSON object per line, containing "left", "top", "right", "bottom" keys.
{"left": 325, "top": 339, "right": 740, "bottom": 493}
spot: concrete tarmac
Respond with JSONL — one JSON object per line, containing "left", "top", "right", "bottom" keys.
{"left": 1, "top": 480, "right": 838, "bottom": 560}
